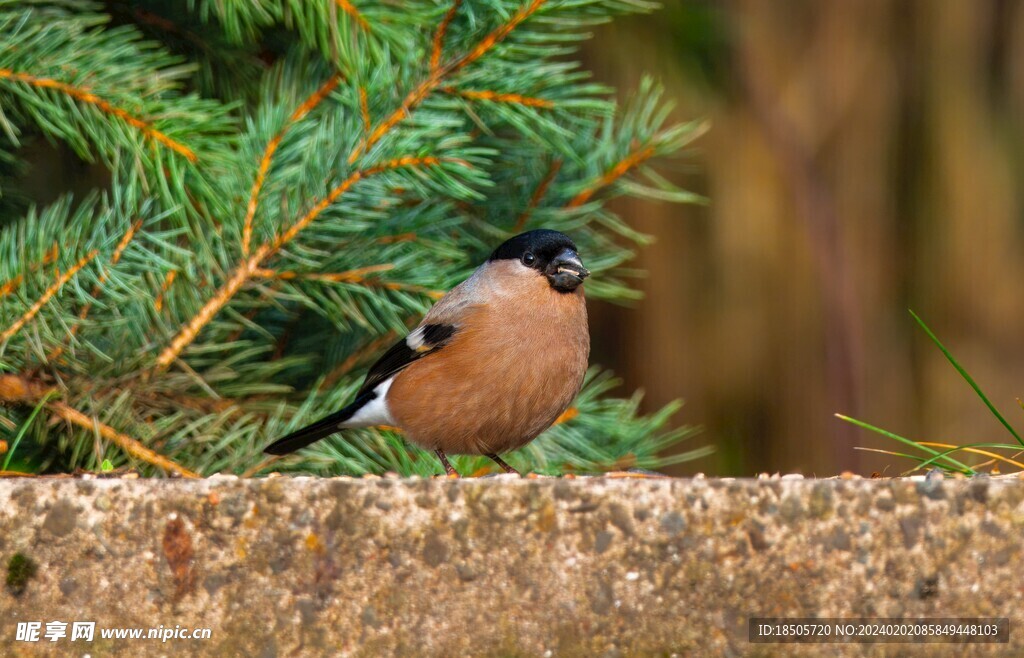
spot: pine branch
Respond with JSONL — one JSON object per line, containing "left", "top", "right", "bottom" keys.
{"left": 0, "top": 4, "right": 235, "bottom": 224}
{"left": 1, "top": 250, "right": 98, "bottom": 344}
{"left": 567, "top": 143, "right": 655, "bottom": 208}
{"left": 153, "top": 270, "right": 178, "bottom": 313}
{"left": 259, "top": 263, "right": 388, "bottom": 280}
{"left": 242, "top": 72, "right": 343, "bottom": 256}
{"left": 443, "top": 87, "right": 554, "bottom": 108}
{"left": 254, "top": 264, "right": 444, "bottom": 298}
{"left": 0, "top": 243, "right": 57, "bottom": 300}
{"left": 0, "top": 374, "right": 198, "bottom": 477}
{"left": 321, "top": 329, "right": 399, "bottom": 389}
{"left": 154, "top": 155, "right": 448, "bottom": 372}
{"left": 450, "top": 0, "right": 545, "bottom": 72}
{"left": 358, "top": 86, "right": 372, "bottom": 134}
{"left": 48, "top": 219, "right": 142, "bottom": 362}
{"left": 0, "top": 0, "right": 707, "bottom": 477}
{"left": 47, "top": 400, "right": 200, "bottom": 478}
{"left": 431, "top": 0, "right": 462, "bottom": 73}
{"left": 0, "top": 68, "right": 197, "bottom": 162}
{"left": 348, "top": 0, "right": 546, "bottom": 163}
{"left": 333, "top": 0, "right": 370, "bottom": 32}
{"left": 515, "top": 158, "right": 562, "bottom": 231}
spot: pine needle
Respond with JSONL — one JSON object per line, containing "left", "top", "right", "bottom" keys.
{"left": 909, "top": 309, "right": 1024, "bottom": 447}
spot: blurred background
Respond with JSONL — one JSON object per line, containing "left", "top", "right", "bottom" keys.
{"left": 584, "top": 0, "right": 1024, "bottom": 476}
{"left": 14, "top": 1, "right": 1024, "bottom": 477}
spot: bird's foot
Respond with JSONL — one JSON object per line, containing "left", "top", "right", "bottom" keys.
{"left": 434, "top": 449, "right": 461, "bottom": 478}
{"left": 486, "top": 453, "right": 521, "bottom": 476}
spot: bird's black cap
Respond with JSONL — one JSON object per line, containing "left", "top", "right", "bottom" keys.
{"left": 488, "top": 229, "right": 578, "bottom": 263}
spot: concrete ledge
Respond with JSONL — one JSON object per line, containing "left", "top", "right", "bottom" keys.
{"left": 1, "top": 475, "right": 1022, "bottom": 656}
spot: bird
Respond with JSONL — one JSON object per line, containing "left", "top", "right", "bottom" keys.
{"left": 264, "top": 229, "right": 591, "bottom": 477}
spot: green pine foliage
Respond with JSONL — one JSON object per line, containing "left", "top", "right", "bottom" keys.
{"left": 0, "top": 0, "right": 707, "bottom": 477}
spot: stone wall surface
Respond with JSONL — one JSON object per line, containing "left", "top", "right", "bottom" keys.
{"left": 0, "top": 475, "right": 1021, "bottom": 657}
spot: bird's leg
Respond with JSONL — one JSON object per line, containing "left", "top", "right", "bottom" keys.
{"left": 434, "top": 449, "right": 460, "bottom": 477}
{"left": 486, "top": 453, "right": 521, "bottom": 476}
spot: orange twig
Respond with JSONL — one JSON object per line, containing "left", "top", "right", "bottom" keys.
{"left": 48, "top": 220, "right": 141, "bottom": 361}
{"left": 0, "top": 374, "right": 199, "bottom": 478}
{"left": 154, "top": 270, "right": 178, "bottom": 312}
{"left": 154, "top": 156, "right": 443, "bottom": 372}
{"left": 48, "top": 401, "right": 200, "bottom": 478}
{"left": 515, "top": 158, "right": 562, "bottom": 231}
{"left": 154, "top": 251, "right": 268, "bottom": 372}
{"left": 359, "top": 87, "right": 371, "bottom": 134}
{"left": 377, "top": 281, "right": 445, "bottom": 299}
{"left": 1, "top": 276, "right": 23, "bottom": 300}
{"left": 553, "top": 407, "right": 578, "bottom": 426}
{"left": 0, "top": 243, "right": 59, "bottom": 299}
{"left": 448, "top": 0, "right": 544, "bottom": 73}
{"left": 348, "top": 0, "right": 544, "bottom": 163}
{"left": 0, "top": 69, "right": 197, "bottom": 162}
{"left": 241, "top": 455, "right": 282, "bottom": 478}
{"left": 567, "top": 144, "right": 656, "bottom": 208}
{"left": 256, "top": 263, "right": 395, "bottom": 283}
{"left": 256, "top": 265, "right": 443, "bottom": 301}
{"left": 335, "top": 0, "right": 370, "bottom": 31}
{"left": 1, "top": 250, "right": 98, "bottom": 344}
{"left": 0, "top": 374, "right": 46, "bottom": 404}
{"left": 270, "top": 156, "right": 441, "bottom": 254}
{"left": 431, "top": 0, "right": 462, "bottom": 72}
{"left": 242, "top": 73, "right": 342, "bottom": 256}
{"left": 377, "top": 232, "right": 418, "bottom": 244}
{"left": 348, "top": 77, "right": 439, "bottom": 164}
{"left": 916, "top": 442, "right": 1024, "bottom": 471}
{"left": 290, "top": 73, "right": 344, "bottom": 124}
{"left": 104, "top": 221, "right": 140, "bottom": 269}
{"left": 445, "top": 87, "right": 553, "bottom": 108}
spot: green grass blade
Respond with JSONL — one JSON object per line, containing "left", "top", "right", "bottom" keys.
{"left": 836, "top": 413, "right": 975, "bottom": 474}
{"left": 910, "top": 309, "right": 1024, "bottom": 447}
{"left": 854, "top": 447, "right": 938, "bottom": 473}
{"left": 1, "top": 394, "right": 50, "bottom": 472}
{"left": 912, "top": 442, "right": 1024, "bottom": 472}
{"left": 912, "top": 445, "right": 983, "bottom": 472}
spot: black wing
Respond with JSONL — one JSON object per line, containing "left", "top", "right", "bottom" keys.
{"left": 356, "top": 323, "right": 456, "bottom": 396}
{"left": 264, "top": 323, "right": 456, "bottom": 455}
{"left": 264, "top": 401, "right": 371, "bottom": 455}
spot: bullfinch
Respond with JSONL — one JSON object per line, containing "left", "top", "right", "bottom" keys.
{"left": 264, "top": 229, "right": 591, "bottom": 476}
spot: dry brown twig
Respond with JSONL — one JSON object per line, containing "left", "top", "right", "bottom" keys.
{"left": 0, "top": 375, "right": 199, "bottom": 478}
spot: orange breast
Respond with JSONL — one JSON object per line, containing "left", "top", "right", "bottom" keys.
{"left": 387, "top": 276, "right": 588, "bottom": 455}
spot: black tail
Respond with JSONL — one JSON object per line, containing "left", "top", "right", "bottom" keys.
{"left": 264, "top": 396, "right": 369, "bottom": 455}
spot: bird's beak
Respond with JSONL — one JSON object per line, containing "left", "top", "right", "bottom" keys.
{"left": 546, "top": 248, "right": 590, "bottom": 291}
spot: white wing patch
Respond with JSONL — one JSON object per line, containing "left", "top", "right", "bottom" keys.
{"left": 341, "top": 377, "right": 396, "bottom": 428}
{"left": 406, "top": 327, "right": 427, "bottom": 351}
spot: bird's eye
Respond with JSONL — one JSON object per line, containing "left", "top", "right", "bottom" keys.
{"left": 522, "top": 252, "right": 536, "bottom": 266}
